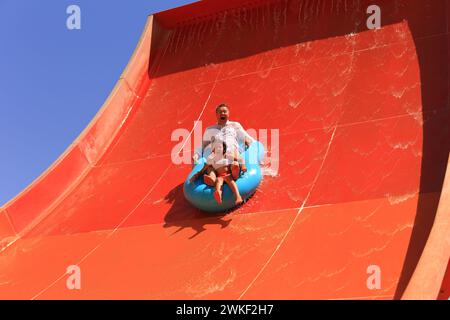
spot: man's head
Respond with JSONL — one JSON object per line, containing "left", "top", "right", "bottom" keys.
{"left": 215, "top": 103, "right": 229, "bottom": 125}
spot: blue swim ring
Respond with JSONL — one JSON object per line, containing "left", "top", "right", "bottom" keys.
{"left": 183, "top": 141, "right": 265, "bottom": 213}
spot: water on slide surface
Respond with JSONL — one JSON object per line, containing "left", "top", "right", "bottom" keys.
{"left": 0, "top": 0, "right": 449, "bottom": 299}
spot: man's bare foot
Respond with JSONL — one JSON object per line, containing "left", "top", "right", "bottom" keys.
{"left": 214, "top": 190, "right": 223, "bottom": 204}
{"left": 235, "top": 196, "right": 244, "bottom": 206}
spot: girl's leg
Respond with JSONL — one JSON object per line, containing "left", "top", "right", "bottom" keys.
{"left": 203, "top": 167, "right": 216, "bottom": 186}
{"left": 214, "top": 177, "right": 224, "bottom": 204}
{"left": 224, "top": 176, "right": 243, "bottom": 205}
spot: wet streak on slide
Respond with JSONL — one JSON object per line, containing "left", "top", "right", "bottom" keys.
{"left": 0, "top": 0, "right": 449, "bottom": 299}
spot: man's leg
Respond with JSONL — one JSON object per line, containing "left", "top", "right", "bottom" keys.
{"left": 214, "top": 177, "right": 224, "bottom": 204}
{"left": 231, "top": 161, "right": 240, "bottom": 180}
{"left": 224, "top": 176, "right": 243, "bottom": 205}
{"left": 203, "top": 167, "right": 216, "bottom": 186}
{"left": 228, "top": 150, "right": 241, "bottom": 180}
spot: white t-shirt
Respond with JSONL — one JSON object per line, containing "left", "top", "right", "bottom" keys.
{"left": 196, "top": 121, "right": 254, "bottom": 158}
{"left": 206, "top": 153, "right": 231, "bottom": 170}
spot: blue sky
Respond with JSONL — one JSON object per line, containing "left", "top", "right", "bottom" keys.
{"left": 0, "top": 0, "right": 196, "bottom": 206}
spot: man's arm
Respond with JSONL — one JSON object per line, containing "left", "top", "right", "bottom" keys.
{"left": 244, "top": 136, "right": 253, "bottom": 148}
{"left": 233, "top": 153, "right": 247, "bottom": 172}
{"left": 189, "top": 163, "right": 209, "bottom": 183}
{"left": 235, "top": 122, "right": 254, "bottom": 147}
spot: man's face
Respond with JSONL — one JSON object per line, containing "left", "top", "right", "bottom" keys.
{"left": 216, "top": 106, "right": 229, "bottom": 123}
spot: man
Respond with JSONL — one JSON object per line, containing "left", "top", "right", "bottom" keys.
{"left": 193, "top": 103, "right": 254, "bottom": 186}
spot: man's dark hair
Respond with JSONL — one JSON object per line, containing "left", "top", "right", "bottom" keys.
{"left": 215, "top": 103, "right": 229, "bottom": 113}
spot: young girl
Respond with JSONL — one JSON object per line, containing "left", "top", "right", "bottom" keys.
{"left": 189, "top": 140, "right": 244, "bottom": 205}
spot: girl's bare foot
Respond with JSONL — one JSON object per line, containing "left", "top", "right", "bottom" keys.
{"left": 214, "top": 189, "right": 222, "bottom": 204}
{"left": 235, "top": 196, "right": 244, "bottom": 206}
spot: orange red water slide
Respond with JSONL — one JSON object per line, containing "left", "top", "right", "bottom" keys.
{"left": 0, "top": 0, "right": 449, "bottom": 299}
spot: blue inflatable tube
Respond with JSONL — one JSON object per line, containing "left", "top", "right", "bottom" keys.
{"left": 184, "top": 141, "right": 265, "bottom": 213}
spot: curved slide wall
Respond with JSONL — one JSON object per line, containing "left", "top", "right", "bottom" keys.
{"left": 0, "top": 0, "right": 449, "bottom": 299}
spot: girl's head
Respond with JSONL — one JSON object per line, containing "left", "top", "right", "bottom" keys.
{"left": 213, "top": 141, "right": 227, "bottom": 155}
